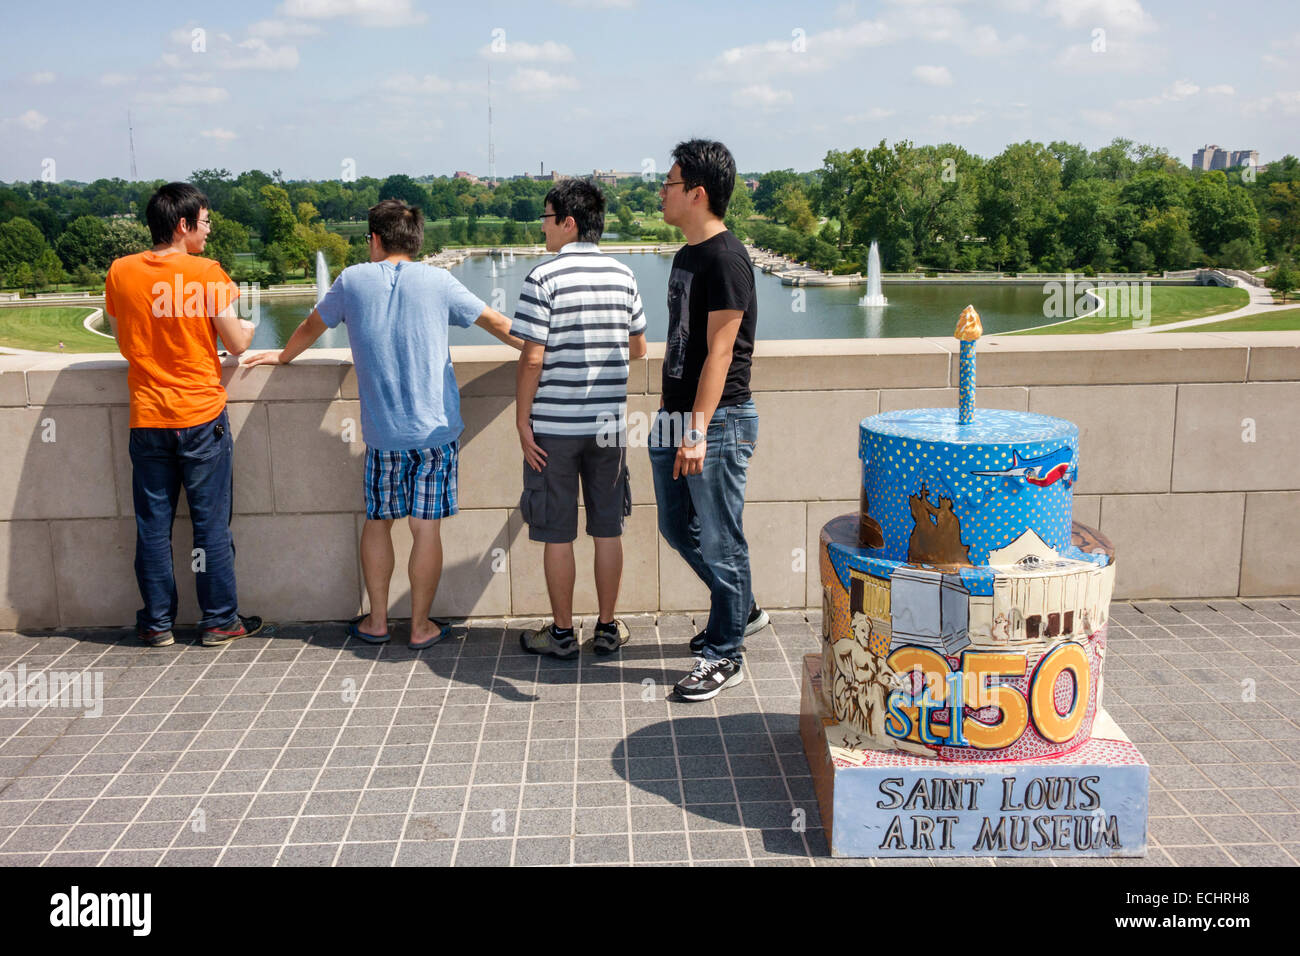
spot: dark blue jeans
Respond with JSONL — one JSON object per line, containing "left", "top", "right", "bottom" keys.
{"left": 129, "top": 408, "right": 238, "bottom": 632}
{"left": 649, "top": 401, "right": 758, "bottom": 663}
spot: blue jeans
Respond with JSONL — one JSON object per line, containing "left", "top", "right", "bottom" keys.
{"left": 129, "top": 408, "right": 238, "bottom": 632}
{"left": 649, "top": 401, "right": 758, "bottom": 663}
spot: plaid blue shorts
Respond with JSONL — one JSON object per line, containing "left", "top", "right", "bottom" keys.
{"left": 364, "top": 441, "right": 459, "bottom": 520}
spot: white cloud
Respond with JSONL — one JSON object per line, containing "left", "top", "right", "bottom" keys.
{"left": 247, "top": 18, "right": 323, "bottom": 37}
{"left": 710, "top": 19, "right": 892, "bottom": 79}
{"left": 479, "top": 40, "right": 574, "bottom": 62}
{"left": 200, "top": 127, "right": 238, "bottom": 140}
{"left": 1081, "top": 108, "right": 1117, "bottom": 127}
{"left": 100, "top": 72, "right": 131, "bottom": 86}
{"left": 555, "top": 0, "right": 635, "bottom": 7}
{"left": 845, "top": 106, "right": 896, "bottom": 122}
{"left": 15, "top": 110, "right": 48, "bottom": 131}
{"left": 1118, "top": 78, "right": 1199, "bottom": 109}
{"left": 507, "top": 69, "right": 579, "bottom": 96}
{"left": 734, "top": 84, "right": 794, "bottom": 109}
{"left": 1042, "top": 0, "right": 1156, "bottom": 32}
{"left": 1243, "top": 90, "right": 1300, "bottom": 117}
{"left": 382, "top": 72, "right": 452, "bottom": 95}
{"left": 1206, "top": 84, "right": 1234, "bottom": 95}
{"left": 913, "top": 65, "right": 953, "bottom": 86}
{"left": 218, "top": 38, "right": 300, "bottom": 70}
{"left": 28, "top": 71, "right": 55, "bottom": 85}
{"left": 931, "top": 110, "right": 984, "bottom": 127}
{"left": 136, "top": 85, "right": 230, "bottom": 107}
{"left": 277, "top": 0, "right": 426, "bottom": 26}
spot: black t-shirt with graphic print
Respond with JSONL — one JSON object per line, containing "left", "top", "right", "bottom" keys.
{"left": 661, "top": 229, "right": 757, "bottom": 415}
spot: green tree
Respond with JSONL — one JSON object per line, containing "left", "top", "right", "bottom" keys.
{"left": 11, "top": 262, "right": 34, "bottom": 292}
{"left": 774, "top": 182, "right": 817, "bottom": 234}
{"left": 978, "top": 141, "right": 1062, "bottom": 268}
{"left": 0, "top": 217, "right": 48, "bottom": 271}
{"left": 103, "top": 218, "right": 151, "bottom": 261}
{"left": 205, "top": 210, "right": 251, "bottom": 272}
{"left": 1188, "top": 170, "right": 1259, "bottom": 256}
{"left": 615, "top": 204, "right": 636, "bottom": 238}
{"left": 1217, "top": 237, "right": 1259, "bottom": 270}
{"left": 752, "top": 169, "right": 799, "bottom": 216}
{"left": 34, "top": 247, "right": 65, "bottom": 288}
{"left": 55, "top": 215, "right": 109, "bottom": 270}
{"left": 1269, "top": 262, "right": 1295, "bottom": 302}
{"left": 1138, "top": 207, "right": 1200, "bottom": 270}
{"left": 379, "top": 174, "right": 427, "bottom": 211}
{"left": 1126, "top": 240, "right": 1155, "bottom": 273}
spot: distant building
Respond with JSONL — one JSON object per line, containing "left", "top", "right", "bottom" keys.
{"left": 744, "top": 178, "right": 760, "bottom": 192}
{"left": 1192, "top": 145, "right": 1258, "bottom": 171}
{"left": 453, "top": 170, "right": 482, "bottom": 185}
{"left": 592, "top": 168, "right": 641, "bottom": 186}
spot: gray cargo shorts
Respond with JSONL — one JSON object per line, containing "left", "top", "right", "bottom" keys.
{"left": 521, "top": 434, "right": 631, "bottom": 543}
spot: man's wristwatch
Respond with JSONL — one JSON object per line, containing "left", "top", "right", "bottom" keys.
{"left": 683, "top": 428, "right": 706, "bottom": 447}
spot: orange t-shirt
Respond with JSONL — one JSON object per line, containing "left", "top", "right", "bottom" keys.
{"left": 105, "top": 251, "right": 239, "bottom": 429}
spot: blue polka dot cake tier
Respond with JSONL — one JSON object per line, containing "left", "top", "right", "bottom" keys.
{"left": 858, "top": 407, "right": 1079, "bottom": 566}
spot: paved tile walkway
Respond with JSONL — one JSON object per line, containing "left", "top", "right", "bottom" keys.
{"left": 0, "top": 600, "right": 1297, "bottom": 866}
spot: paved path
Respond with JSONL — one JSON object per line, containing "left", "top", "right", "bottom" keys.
{"left": 1122, "top": 280, "right": 1289, "bottom": 333}
{"left": 1, "top": 602, "right": 1297, "bottom": 866}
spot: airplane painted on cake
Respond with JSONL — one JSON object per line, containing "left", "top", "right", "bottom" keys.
{"left": 969, "top": 447, "right": 1075, "bottom": 487}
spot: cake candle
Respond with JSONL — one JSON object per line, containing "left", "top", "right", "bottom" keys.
{"left": 955, "top": 305, "right": 982, "bottom": 425}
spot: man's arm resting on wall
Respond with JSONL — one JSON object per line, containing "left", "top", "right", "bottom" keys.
{"left": 241, "top": 309, "right": 326, "bottom": 365}
{"left": 211, "top": 303, "right": 257, "bottom": 357}
{"left": 476, "top": 307, "right": 525, "bottom": 350}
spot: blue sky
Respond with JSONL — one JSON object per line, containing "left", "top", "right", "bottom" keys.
{"left": 1, "top": 0, "right": 1295, "bottom": 182}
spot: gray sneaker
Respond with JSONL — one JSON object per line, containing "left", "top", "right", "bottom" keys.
{"left": 690, "top": 603, "right": 769, "bottom": 655}
{"left": 520, "top": 623, "right": 579, "bottom": 660}
{"left": 139, "top": 628, "right": 175, "bottom": 647}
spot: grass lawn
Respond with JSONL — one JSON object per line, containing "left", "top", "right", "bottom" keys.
{"left": 1011, "top": 285, "right": 1248, "bottom": 334}
{"left": 1157, "top": 308, "right": 1300, "bottom": 333}
{"left": 0, "top": 306, "right": 119, "bottom": 353}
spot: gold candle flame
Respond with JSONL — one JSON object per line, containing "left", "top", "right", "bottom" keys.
{"left": 954, "top": 305, "right": 982, "bottom": 342}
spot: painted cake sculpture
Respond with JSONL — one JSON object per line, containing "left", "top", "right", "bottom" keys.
{"left": 802, "top": 306, "right": 1149, "bottom": 857}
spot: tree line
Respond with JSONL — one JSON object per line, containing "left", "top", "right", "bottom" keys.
{"left": 3, "top": 136, "right": 1295, "bottom": 292}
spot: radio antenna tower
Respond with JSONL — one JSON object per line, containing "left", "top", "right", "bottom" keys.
{"left": 487, "top": 57, "right": 496, "bottom": 182}
{"left": 127, "top": 110, "right": 138, "bottom": 180}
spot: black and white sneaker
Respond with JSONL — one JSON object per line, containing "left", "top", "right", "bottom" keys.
{"left": 689, "top": 603, "right": 770, "bottom": 655}
{"left": 674, "top": 657, "right": 744, "bottom": 702}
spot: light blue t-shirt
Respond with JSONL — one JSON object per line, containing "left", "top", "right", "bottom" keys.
{"left": 317, "top": 260, "right": 486, "bottom": 451}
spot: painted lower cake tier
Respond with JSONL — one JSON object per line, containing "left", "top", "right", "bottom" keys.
{"left": 859, "top": 407, "right": 1079, "bottom": 565}
{"left": 819, "top": 512, "right": 1117, "bottom": 762}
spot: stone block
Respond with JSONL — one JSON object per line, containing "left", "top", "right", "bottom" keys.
{"left": 747, "top": 391, "right": 877, "bottom": 502}
{"left": 1172, "top": 383, "right": 1300, "bottom": 492}
{"left": 0, "top": 407, "right": 118, "bottom": 519}
{"left": 458, "top": 395, "right": 522, "bottom": 510}
{"left": 1029, "top": 385, "right": 1176, "bottom": 494}
{"left": 975, "top": 334, "right": 1248, "bottom": 386}
{"left": 221, "top": 360, "right": 345, "bottom": 403}
{"left": 879, "top": 386, "right": 1029, "bottom": 413}
{"left": 1099, "top": 493, "right": 1244, "bottom": 599}
{"left": 227, "top": 513, "right": 360, "bottom": 622}
{"left": 1073, "top": 495, "right": 1101, "bottom": 529}
{"left": 267, "top": 402, "right": 365, "bottom": 513}
{"left": 49, "top": 518, "right": 138, "bottom": 627}
{"left": 355, "top": 509, "right": 512, "bottom": 619}
{"left": 0, "top": 370, "right": 27, "bottom": 406}
{"left": 658, "top": 501, "right": 805, "bottom": 611}
{"left": 508, "top": 505, "right": 658, "bottom": 616}
{"left": 110, "top": 404, "right": 273, "bottom": 518}
{"left": 749, "top": 340, "right": 951, "bottom": 391}
{"left": 0, "top": 520, "right": 58, "bottom": 628}
{"left": 25, "top": 357, "right": 129, "bottom": 406}
{"left": 1240, "top": 492, "right": 1300, "bottom": 597}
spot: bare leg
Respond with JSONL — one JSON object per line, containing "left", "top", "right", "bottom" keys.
{"left": 359, "top": 518, "right": 395, "bottom": 637}
{"left": 592, "top": 536, "right": 622, "bottom": 623}
{"left": 543, "top": 542, "right": 576, "bottom": 630}
{"left": 408, "top": 517, "right": 444, "bottom": 643}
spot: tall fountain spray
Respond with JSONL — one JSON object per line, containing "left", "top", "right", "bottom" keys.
{"left": 857, "top": 240, "right": 888, "bottom": 307}
{"left": 490, "top": 259, "right": 498, "bottom": 278}
{"left": 314, "top": 250, "right": 329, "bottom": 307}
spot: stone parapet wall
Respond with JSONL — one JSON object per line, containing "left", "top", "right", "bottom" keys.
{"left": 1, "top": 331, "right": 1297, "bottom": 628}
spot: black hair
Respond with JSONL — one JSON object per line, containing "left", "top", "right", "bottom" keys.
{"left": 670, "top": 139, "right": 736, "bottom": 219}
{"left": 368, "top": 198, "right": 424, "bottom": 256}
{"left": 145, "top": 182, "right": 208, "bottom": 245}
{"left": 544, "top": 178, "right": 605, "bottom": 244}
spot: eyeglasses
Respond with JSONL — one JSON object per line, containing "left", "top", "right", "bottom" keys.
{"left": 195, "top": 218, "right": 211, "bottom": 227}
{"left": 659, "top": 180, "right": 690, "bottom": 192}
{"left": 539, "top": 213, "right": 558, "bottom": 221}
